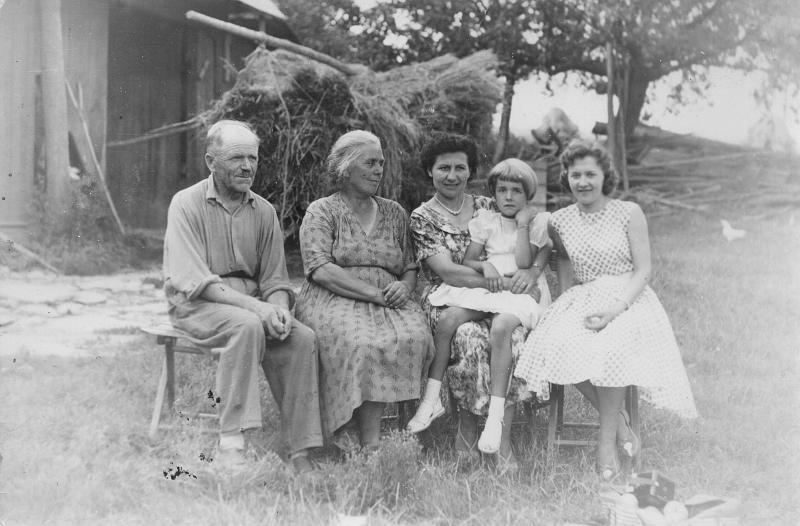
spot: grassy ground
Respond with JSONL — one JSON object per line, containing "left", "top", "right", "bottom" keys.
{"left": 1, "top": 207, "right": 798, "bottom": 525}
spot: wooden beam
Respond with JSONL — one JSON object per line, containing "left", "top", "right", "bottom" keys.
{"left": 185, "top": 10, "right": 357, "bottom": 76}
{"left": 40, "top": 0, "right": 71, "bottom": 219}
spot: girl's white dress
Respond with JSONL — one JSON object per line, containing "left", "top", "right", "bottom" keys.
{"left": 514, "top": 200, "right": 697, "bottom": 418}
{"left": 427, "top": 209, "right": 551, "bottom": 329}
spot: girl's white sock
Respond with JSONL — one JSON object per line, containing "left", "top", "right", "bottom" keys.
{"left": 423, "top": 378, "right": 442, "bottom": 403}
{"left": 487, "top": 395, "right": 505, "bottom": 422}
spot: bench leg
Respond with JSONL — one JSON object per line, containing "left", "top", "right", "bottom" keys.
{"left": 547, "top": 384, "right": 564, "bottom": 453}
{"left": 165, "top": 339, "right": 176, "bottom": 408}
{"left": 149, "top": 353, "right": 169, "bottom": 438}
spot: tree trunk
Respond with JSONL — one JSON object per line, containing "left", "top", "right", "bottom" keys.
{"left": 623, "top": 65, "right": 649, "bottom": 139}
{"left": 492, "top": 71, "right": 516, "bottom": 165}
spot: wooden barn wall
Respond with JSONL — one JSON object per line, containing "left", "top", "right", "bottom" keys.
{"left": 62, "top": 0, "right": 109, "bottom": 180}
{"left": 185, "top": 29, "right": 254, "bottom": 186}
{"left": 106, "top": 4, "right": 255, "bottom": 229}
{"left": 106, "top": 5, "right": 186, "bottom": 229}
{"left": 0, "top": 0, "right": 41, "bottom": 241}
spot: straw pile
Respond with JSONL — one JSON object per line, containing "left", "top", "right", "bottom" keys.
{"left": 203, "top": 48, "right": 501, "bottom": 238}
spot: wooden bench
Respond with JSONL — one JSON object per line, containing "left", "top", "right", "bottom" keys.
{"left": 142, "top": 323, "right": 412, "bottom": 438}
{"left": 140, "top": 323, "right": 219, "bottom": 438}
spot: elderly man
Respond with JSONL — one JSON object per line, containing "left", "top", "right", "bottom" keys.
{"left": 163, "top": 119, "right": 322, "bottom": 472}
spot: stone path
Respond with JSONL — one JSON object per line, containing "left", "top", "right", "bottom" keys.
{"left": 0, "top": 267, "right": 167, "bottom": 359}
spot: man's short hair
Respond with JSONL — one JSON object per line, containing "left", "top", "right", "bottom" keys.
{"left": 206, "top": 120, "right": 260, "bottom": 155}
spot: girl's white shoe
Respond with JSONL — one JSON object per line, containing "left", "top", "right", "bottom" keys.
{"left": 477, "top": 416, "right": 503, "bottom": 454}
{"left": 406, "top": 397, "right": 445, "bottom": 433}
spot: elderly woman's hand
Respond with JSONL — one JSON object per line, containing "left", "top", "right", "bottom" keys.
{"left": 382, "top": 281, "right": 410, "bottom": 309}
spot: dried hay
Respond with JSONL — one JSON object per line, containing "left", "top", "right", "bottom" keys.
{"left": 202, "top": 48, "right": 501, "bottom": 238}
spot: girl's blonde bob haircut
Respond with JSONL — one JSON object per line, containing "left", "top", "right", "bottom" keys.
{"left": 486, "top": 158, "right": 538, "bottom": 200}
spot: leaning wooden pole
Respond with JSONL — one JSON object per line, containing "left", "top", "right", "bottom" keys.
{"left": 185, "top": 11, "right": 357, "bottom": 76}
{"left": 40, "top": 0, "right": 71, "bottom": 221}
{"left": 66, "top": 81, "right": 126, "bottom": 235}
{"left": 605, "top": 43, "right": 617, "bottom": 174}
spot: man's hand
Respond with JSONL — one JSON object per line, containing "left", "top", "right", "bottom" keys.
{"left": 255, "top": 302, "right": 293, "bottom": 340}
{"left": 382, "top": 281, "right": 410, "bottom": 309}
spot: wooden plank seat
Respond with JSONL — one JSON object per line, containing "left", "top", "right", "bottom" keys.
{"left": 141, "top": 323, "right": 220, "bottom": 438}
{"left": 142, "top": 322, "right": 412, "bottom": 439}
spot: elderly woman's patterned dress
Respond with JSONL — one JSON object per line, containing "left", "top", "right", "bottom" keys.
{"left": 296, "top": 193, "right": 435, "bottom": 435}
{"left": 410, "top": 196, "right": 535, "bottom": 416}
{"left": 515, "top": 200, "right": 697, "bottom": 418}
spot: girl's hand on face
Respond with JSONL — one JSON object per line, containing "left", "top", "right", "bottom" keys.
{"left": 382, "top": 281, "right": 410, "bottom": 308}
{"left": 514, "top": 205, "right": 537, "bottom": 227}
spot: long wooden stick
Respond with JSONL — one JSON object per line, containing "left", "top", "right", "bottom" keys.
{"left": 66, "top": 81, "right": 126, "bottom": 235}
{"left": 106, "top": 117, "right": 203, "bottom": 149}
{"left": 185, "top": 11, "right": 357, "bottom": 76}
{"left": 0, "top": 231, "right": 61, "bottom": 274}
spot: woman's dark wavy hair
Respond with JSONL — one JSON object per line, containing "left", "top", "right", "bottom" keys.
{"left": 420, "top": 132, "right": 479, "bottom": 176}
{"left": 559, "top": 139, "right": 618, "bottom": 196}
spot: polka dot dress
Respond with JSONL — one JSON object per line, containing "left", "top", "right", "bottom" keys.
{"left": 514, "top": 200, "right": 697, "bottom": 418}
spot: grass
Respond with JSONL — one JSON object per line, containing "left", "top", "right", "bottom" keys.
{"left": 1, "top": 206, "right": 799, "bottom": 525}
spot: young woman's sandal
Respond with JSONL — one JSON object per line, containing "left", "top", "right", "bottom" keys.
{"left": 406, "top": 397, "right": 445, "bottom": 433}
{"left": 495, "top": 449, "right": 519, "bottom": 475}
{"left": 617, "top": 409, "right": 641, "bottom": 459}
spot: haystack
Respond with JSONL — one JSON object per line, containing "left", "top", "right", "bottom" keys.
{"left": 202, "top": 48, "right": 501, "bottom": 239}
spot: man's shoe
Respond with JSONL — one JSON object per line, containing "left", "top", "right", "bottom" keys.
{"left": 213, "top": 448, "right": 249, "bottom": 473}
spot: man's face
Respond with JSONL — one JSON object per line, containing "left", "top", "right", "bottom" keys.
{"left": 206, "top": 126, "right": 259, "bottom": 198}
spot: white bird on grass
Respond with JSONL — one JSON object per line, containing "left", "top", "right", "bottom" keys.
{"left": 720, "top": 219, "right": 747, "bottom": 242}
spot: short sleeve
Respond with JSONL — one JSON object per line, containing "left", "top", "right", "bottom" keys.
{"left": 298, "top": 199, "right": 336, "bottom": 277}
{"left": 393, "top": 203, "right": 419, "bottom": 273}
{"left": 163, "top": 194, "right": 222, "bottom": 303}
{"left": 529, "top": 212, "right": 551, "bottom": 247}
{"left": 468, "top": 210, "right": 490, "bottom": 245}
{"left": 410, "top": 212, "right": 449, "bottom": 262}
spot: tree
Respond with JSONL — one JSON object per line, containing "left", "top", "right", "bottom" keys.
{"left": 529, "top": 0, "right": 800, "bottom": 137}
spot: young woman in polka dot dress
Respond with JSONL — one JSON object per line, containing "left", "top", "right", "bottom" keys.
{"left": 514, "top": 140, "right": 697, "bottom": 480}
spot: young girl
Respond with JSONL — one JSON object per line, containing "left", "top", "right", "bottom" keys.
{"left": 407, "top": 159, "right": 551, "bottom": 454}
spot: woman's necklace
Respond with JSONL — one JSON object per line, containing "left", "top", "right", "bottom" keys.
{"left": 433, "top": 193, "right": 465, "bottom": 215}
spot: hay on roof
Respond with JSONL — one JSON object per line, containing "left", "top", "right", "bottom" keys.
{"left": 202, "top": 48, "right": 501, "bottom": 239}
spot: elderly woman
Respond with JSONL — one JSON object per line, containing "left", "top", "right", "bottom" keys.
{"left": 515, "top": 140, "right": 697, "bottom": 480}
{"left": 409, "top": 133, "right": 541, "bottom": 470}
{"left": 295, "top": 130, "right": 434, "bottom": 449}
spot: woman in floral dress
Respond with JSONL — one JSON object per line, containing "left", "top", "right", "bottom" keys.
{"left": 409, "top": 133, "right": 543, "bottom": 470}
{"left": 515, "top": 140, "right": 697, "bottom": 480}
{"left": 296, "top": 130, "right": 434, "bottom": 449}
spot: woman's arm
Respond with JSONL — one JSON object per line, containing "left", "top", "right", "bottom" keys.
{"left": 311, "top": 263, "right": 386, "bottom": 305}
{"left": 585, "top": 204, "right": 651, "bottom": 330}
{"left": 425, "top": 251, "right": 494, "bottom": 289}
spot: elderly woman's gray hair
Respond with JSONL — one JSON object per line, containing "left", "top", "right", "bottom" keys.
{"left": 327, "top": 130, "right": 381, "bottom": 181}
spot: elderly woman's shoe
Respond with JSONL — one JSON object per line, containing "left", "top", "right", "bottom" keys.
{"left": 477, "top": 416, "right": 503, "bottom": 454}
{"left": 406, "top": 397, "right": 445, "bottom": 433}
